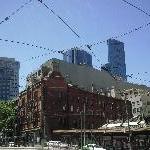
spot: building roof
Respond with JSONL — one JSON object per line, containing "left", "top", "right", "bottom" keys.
{"left": 26, "top": 58, "right": 150, "bottom": 99}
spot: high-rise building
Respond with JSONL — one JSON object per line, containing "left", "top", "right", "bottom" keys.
{"left": 102, "top": 39, "right": 126, "bottom": 80}
{"left": 0, "top": 57, "right": 20, "bottom": 100}
{"left": 63, "top": 47, "right": 92, "bottom": 67}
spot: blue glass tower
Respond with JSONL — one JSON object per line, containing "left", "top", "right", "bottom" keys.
{"left": 102, "top": 39, "right": 126, "bottom": 80}
{"left": 63, "top": 47, "right": 92, "bottom": 67}
{"left": 0, "top": 57, "right": 20, "bottom": 100}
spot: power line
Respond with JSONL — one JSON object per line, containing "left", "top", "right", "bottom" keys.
{"left": 0, "top": 19, "right": 150, "bottom": 68}
{"left": 35, "top": 0, "right": 150, "bottom": 67}
{"left": 21, "top": 47, "right": 150, "bottom": 85}
{"left": 83, "top": 21, "right": 150, "bottom": 48}
{"left": 120, "top": 0, "right": 150, "bottom": 17}
{"left": 0, "top": 37, "right": 56, "bottom": 54}
{"left": 23, "top": 50, "right": 57, "bottom": 62}
{"left": 0, "top": 0, "right": 32, "bottom": 25}
{"left": 0, "top": 17, "right": 149, "bottom": 68}
{"left": 37, "top": 0, "right": 80, "bottom": 38}
{"left": 0, "top": 36, "right": 102, "bottom": 66}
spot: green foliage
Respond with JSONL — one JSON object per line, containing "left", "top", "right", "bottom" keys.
{"left": 0, "top": 100, "right": 16, "bottom": 132}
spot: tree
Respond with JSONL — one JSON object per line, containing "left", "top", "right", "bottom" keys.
{"left": 0, "top": 100, "right": 16, "bottom": 132}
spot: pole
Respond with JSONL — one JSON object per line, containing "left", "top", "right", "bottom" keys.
{"left": 31, "top": 78, "right": 35, "bottom": 147}
{"left": 43, "top": 115, "right": 46, "bottom": 139}
{"left": 83, "top": 102, "right": 86, "bottom": 146}
{"left": 124, "top": 92, "right": 131, "bottom": 149}
{"left": 80, "top": 112, "right": 83, "bottom": 150}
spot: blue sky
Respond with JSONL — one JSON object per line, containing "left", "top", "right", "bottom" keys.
{"left": 0, "top": 0, "right": 150, "bottom": 90}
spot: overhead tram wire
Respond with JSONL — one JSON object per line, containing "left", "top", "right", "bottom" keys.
{"left": 0, "top": 20, "right": 150, "bottom": 65}
{"left": 36, "top": 0, "right": 102, "bottom": 64}
{"left": 21, "top": 45, "right": 150, "bottom": 85}
{"left": 1, "top": 0, "right": 148, "bottom": 59}
{"left": 0, "top": 37, "right": 57, "bottom": 55}
{"left": 36, "top": 0, "right": 150, "bottom": 69}
{"left": 1, "top": 1, "right": 149, "bottom": 65}
{"left": 37, "top": 0, "right": 80, "bottom": 38}
{"left": 79, "top": 2, "right": 150, "bottom": 47}
{"left": 1, "top": 1, "right": 149, "bottom": 88}
{"left": 120, "top": 0, "right": 150, "bottom": 17}
{"left": 67, "top": 21, "right": 150, "bottom": 67}
{"left": 84, "top": 21, "right": 150, "bottom": 49}
{"left": 36, "top": 0, "right": 101, "bottom": 65}
{"left": 1, "top": 1, "right": 150, "bottom": 61}
{"left": 0, "top": 18, "right": 150, "bottom": 66}
{"left": 0, "top": 19, "right": 150, "bottom": 62}
{"left": 0, "top": 0, "right": 32, "bottom": 25}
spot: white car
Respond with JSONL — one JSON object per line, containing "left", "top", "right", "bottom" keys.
{"left": 8, "top": 142, "right": 14, "bottom": 147}
{"left": 47, "top": 140, "right": 61, "bottom": 147}
{"left": 83, "top": 144, "right": 106, "bottom": 150}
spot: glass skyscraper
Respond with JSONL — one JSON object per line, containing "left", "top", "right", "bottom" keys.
{"left": 0, "top": 57, "right": 20, "bottom": 100}
{"left": 63, "top": 47, "right": 92, "bottom": 67}
{"left": 102, "top": 39, "right": 126, "bottom": 80}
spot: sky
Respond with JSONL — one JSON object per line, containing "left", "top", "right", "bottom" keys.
{"left": 0, "top": 0, "right": 150, "bottom": 90}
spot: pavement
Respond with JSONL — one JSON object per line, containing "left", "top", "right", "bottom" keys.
{"left": 0, "top": 146, "right": 77, "bottom": 150}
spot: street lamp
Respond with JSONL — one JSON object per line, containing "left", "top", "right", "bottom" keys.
{"left": 124, "top": 92, "right": 132, "bottom": 150}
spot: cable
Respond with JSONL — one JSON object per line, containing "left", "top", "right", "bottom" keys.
{"left": 1, "top": 36, "right": 150, "bottom": 86}
{"left": 37, "top": 0, "right": 80, "bottom": 38}
{"left": 0, "top": 0, "right": 32, "bottom": 25}
{"left": 22, "top": 46, "right": 150, "bottom": 85}
{"left": 23, "top": 50, "right": 57, "bottom": 62}
{"left": 36, "top": 0, "right": 150, "bottom": 68}
{"left": 0, "top": 37, "right": 57, "bottom": 54}
{"left": 84, "top": 21, "right": 150, "bottom": 49}
{"left": 0, "top": 36, "right": 102, "bottom": 65}
{"left": 0, "top": 36, "right": 150, "bottom": 82}
{"left": 1, "top": 18, "right": 150, "bottom": 64}
{"left": 38, "top": 1, "right": 150, "bottom": 47}
{"left": 120, "top": 0, "right": 150, "bottom": 17}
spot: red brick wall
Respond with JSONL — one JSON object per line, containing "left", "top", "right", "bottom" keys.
{"left": 42, "top": 72, "right": 132, "bottom": 132}
{"left": 17, "top": 83, "right": 42, "bottom": 132}
{"left": 18, "top": 71, "right": 132, "bottom": 137}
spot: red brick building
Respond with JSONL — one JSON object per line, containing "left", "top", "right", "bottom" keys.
{"left": 17, "top": 71, "right": 132, "bottom": 143}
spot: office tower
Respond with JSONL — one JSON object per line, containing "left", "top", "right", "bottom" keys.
{"left": 0, "top": 57, "right": 20, "bottom": 100}
{"left": 63, "top": 47, "right": 92, "bottom": 67}
{"left": 102, "top": 39, "right": 126, "bottom": 80}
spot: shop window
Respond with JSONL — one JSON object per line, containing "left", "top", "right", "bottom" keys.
{"left": 133, "top": 108, "right": 136, "bottom": 114}
{"left": 132, "top": 102, "right": 135, "bottom": 106}
{"left": 137, "top": 107, "right": 141, "bottom": 112}
{"left": 71, "top": 105, "right": 73, "bottom": 112}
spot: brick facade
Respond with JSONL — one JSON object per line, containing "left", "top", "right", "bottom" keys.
{"left": 17, "top": 71, "right": 132, "bottom": 141}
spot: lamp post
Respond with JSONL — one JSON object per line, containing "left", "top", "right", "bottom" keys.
{"left": 80, "top": 112, "right": 83, "bottom": 150}
{"left": 0, "top": 132, "right": 2, "bottom": 146}
{"left": 80, "top": 97, "right": 87, "bottom": 149}
{"left": 83, "top": 102, "right": 86, "bottom": 147}
{"left": 124, "top": 92, "right": 132, "bottom": 150}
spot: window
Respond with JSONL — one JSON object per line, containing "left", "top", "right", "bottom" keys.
{"left": 132, "top": 102, "right": 135, "bottom": 106}
{"left": 71, "top": 105, "right": 73, "bottom": 112}
{"left": 63, "top": 105, "right": 66, "bottom": 111}
{"left": 129, "top": 90, "right": 133, "bottom": 95}
{"left": 98, "top": 100, "right": 101, "bottom": 105}
{"left": 133, "top": 108, "right": 136, "bottom": 114}
{"left": 137, "top": 101, "right": 140, "bottom": 105}
{"left": 76, "top": 107, "right": 79, "bottom": 112}
{"left": 137, "top": 107, "right": 141, "bottom": 112}
{"left": 134, "top": 92, "right": 138, "bottom": 97}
